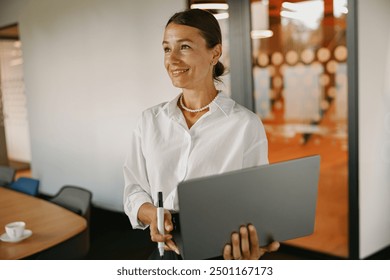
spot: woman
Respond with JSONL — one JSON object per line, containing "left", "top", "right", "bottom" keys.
{"left": 123, "top": 8, "right": 279, "bottom": 260}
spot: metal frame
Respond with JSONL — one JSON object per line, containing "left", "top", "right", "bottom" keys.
{"left": 347, "top": 0, "right": 360, "bottom": 260}
{"left": 226, "top": 0, "right": 254, "bottom": 110}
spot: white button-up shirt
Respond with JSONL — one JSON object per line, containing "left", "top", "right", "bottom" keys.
{"left": 123, "top": 92, "right": 268, "bottom": 229}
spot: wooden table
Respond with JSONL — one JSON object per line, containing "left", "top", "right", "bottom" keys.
{"left": 0, "top": 187, "right": 87, "bottom": 259}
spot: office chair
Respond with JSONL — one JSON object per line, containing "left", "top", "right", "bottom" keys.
{"left": 36, "top": 185, "right": 93, "bottom": 260}
{"left": 50, "top": 185, "right": 92, "bottom": 219}
{"left": 0, "top": 165, "right": 16, "bottom": 187}
{"left": 10, "top": 177, "right": 40, "bottom": 196}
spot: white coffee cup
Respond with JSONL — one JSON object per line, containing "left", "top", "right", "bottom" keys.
{"left": 5, "top": 221, "right": 26, "bottom": 240}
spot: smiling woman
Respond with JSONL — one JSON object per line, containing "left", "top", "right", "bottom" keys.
{"left": 162, "top": 24, "right": 222, "bottom": 127}
{"left": 123, "top": 9, "right": 279, "bottom": 260}
{"left": 162, "top": 9, "right": 224, "bottom": 128}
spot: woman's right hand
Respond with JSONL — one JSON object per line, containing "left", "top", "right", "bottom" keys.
{"left": 138, "top": 203, "right": 180, "bottom": 254}
{"left": 223, "top": 224, "right": 279, "bottom": 260}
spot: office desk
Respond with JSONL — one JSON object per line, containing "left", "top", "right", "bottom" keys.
{"left": 0, "top": 187, "right": 87, "bottom": 259}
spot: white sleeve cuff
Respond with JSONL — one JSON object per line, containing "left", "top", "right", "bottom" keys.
{"left": 125, "top": 192, "right": 153, "bottom": 230}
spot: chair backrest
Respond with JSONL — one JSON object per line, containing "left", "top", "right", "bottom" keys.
{"left": 10, "top": 177, "right": 40, "bottom": 196}
{"left": 0, "top": 166, "right": 16, "bottom": 187}
{"left": 50, "top": 185, "right": 93, "bottom": 220}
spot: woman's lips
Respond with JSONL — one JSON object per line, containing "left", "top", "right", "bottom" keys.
{"left": 171, "top": 68, "right": 189, "bottom": 76}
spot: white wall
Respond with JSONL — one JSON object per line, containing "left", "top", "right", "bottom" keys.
{"left": 358, "top": 0, "right": 390, "bottom": 258}
{"left": 16, "top": 0, "right": 185, "bottom": 211}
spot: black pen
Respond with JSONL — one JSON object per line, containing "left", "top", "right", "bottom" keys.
{"left": 157, "top": 191, "right": 164, "bottom": 257}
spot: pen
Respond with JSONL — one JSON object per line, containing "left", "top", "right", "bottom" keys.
{"left": 157, "top": 191, "right": 164, "bottom": 258}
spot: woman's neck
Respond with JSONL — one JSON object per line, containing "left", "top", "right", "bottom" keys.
{"left": 181, "top": 87, "right": 218, "bottom": 110}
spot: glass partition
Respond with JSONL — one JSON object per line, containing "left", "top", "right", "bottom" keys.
{"left": 190, "top": 0, "right": 349, "bottom": 258}
{"left": 250, "top": 0, "right": 348, "bottom": 257}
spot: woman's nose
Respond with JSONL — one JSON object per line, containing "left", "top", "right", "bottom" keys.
{"left": 167, "top": 49, "right": 181, "bottom": 64}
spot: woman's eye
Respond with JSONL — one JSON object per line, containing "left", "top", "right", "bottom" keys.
{"left": 163, "top": 47, "right": 171, "bottom": 53}
{"left": 181, "top": 44, "right": 190, "bottom": 50}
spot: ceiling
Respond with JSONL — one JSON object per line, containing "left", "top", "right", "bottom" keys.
{"left": 190, "top": 0, "right": 337, "bottom": 17}
{"left": 1, "top": 1, "right": 339, "bottom": 40}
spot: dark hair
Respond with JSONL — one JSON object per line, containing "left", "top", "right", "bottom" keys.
{"left": 166, "top": 9, "right": 225, "bottom": 82}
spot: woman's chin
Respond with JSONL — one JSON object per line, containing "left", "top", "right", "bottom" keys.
{"left": 171, "top": 80, "right": 187, "bottom": 89}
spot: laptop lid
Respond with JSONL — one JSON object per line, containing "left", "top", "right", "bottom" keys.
{"left": 174, "top": 155, "right": 320, "bottom": 260}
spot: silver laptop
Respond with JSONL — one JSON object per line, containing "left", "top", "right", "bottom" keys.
{"left": 173, "top": 155, "right": 320, "bottom": 260}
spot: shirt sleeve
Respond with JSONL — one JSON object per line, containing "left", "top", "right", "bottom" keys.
{"left": 123, "top": 119, "right": 153, "bottom": 230}
{"left": 243, "top": 116, "right": 269, "bottom": 168}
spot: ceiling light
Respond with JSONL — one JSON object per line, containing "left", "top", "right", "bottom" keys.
{"left": 334, "top": 0, "right": 348, "bottom": 17}
{"left": 282, "top": 0, "right": 323, "bottom": 12}
{"left": 213, "top": 12, "right": 229, "bottom": 20}
{"left": 280, "top": 1, "right": 324, "bottom": 29}
{"left": 251, "top": 30, "right": 273, "bottom": 39}
{"left": 190, "top": 3, "right": 229, "bottom": 10}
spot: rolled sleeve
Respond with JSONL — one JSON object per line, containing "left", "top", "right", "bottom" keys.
{"left": 123, "top": 122, "right": 153, "bottom": 230}
{"left": 123, "top": 180, "right": 152, "bottom": 229}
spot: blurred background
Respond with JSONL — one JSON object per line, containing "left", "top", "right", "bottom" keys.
{"left": 0, "top": 0, "right": 389, "bottom": 260}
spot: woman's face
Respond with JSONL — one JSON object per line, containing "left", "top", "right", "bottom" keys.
{"left": 163, "top": 23, "right": 221, "bottom": 90}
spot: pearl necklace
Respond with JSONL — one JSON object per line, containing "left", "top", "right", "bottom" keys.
{"left": 179, "top": 93, "right": 219, "bottom": 113}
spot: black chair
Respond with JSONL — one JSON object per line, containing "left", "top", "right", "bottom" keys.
{"left": 10, "top": 177, "right": 40, "bottom": 196}
{"left": 36, "top": 185, "right": 93, "bottom": 260}
{"left": 0, "top": 166, "right": 16, "bottom": 187}
{"left": 50, "top": 185, "right": 92, "bottom": 219}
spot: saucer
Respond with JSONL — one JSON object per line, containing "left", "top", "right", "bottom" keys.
{"left": 0, "top": 229, "right": 32, "bottom": 243}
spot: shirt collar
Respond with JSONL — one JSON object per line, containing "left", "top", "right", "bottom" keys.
{"left": 156, "top": 91, "right": 235, "bottom": 119}
{"left": 156, "top": 93, "right": 181, "bottom": 119}
{"left": 209, "top": 91, "right": 235, "bottom": 117}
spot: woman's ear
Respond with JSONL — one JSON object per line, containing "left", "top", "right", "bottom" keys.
{"left": 212, "top": 44, "right": 222, "bottom": 63}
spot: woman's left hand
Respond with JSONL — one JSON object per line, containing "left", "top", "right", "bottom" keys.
{"left": 223, "top": 224, "right": 280, "bottom": 260}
